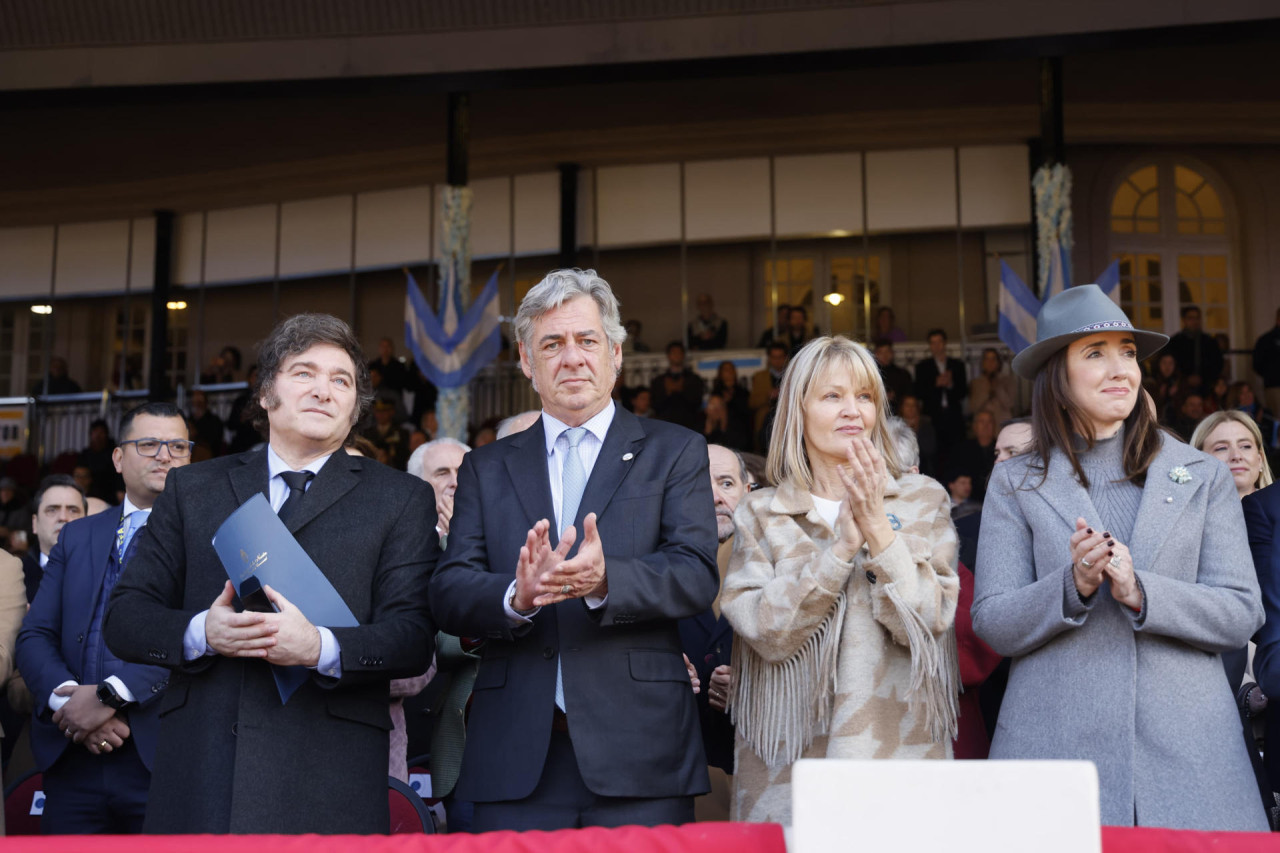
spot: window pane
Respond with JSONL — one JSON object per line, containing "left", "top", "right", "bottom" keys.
{"left": 1178, "top": 255, "right": 1200, "bottom": 278}
{"left": 1136, "top": 220, "right": 1160, "bottom": 234}
{"left": 1130, "top": 166, "right": 1158, "bottom": 193}
{"left": 1206, "top": 281, "right": 1228, "bottom": 304}
{"left": 1206, "top": 307, "right": 1229, "bottom": 331}
{"left": 1203, "top": 220, "right": 1226, "bottom": 235}
{"left": 1111, "top": 183, "right": 1140, "bottom": 218}
{"left": 1203, "top": 255, "right": 1227, "bottom": 279}
{"left": 1197, "top": 183, "right": 1224, "bottom": 219}
{"left": 1137, "top": 193, "right": 1159, "bottom": 219}
{"left": 1175, "top": 166, "right": 1203, "bottom": 196}
{"left": 1112, "top": 218, "right": 1134, "bottom": 234}
{"left": 1176, "top": 193, "right": 1198, "bottom": 220}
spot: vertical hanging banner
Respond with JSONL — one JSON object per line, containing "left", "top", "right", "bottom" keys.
{"left": 1033, "top": 164, "right": 1073, "bottom": 303}
{"left": 403, "top": 265, "right": 501, "bottom": 389}
{"left": 403, "top": 186, "right": 502, "bottom": 442}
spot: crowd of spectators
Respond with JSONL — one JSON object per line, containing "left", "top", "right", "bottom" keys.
{"left": 4, "top": 285, "right": 1280, "bottom": 837}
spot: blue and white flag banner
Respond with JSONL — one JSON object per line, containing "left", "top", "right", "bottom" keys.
{"left": 404, "top": 268, "right": 501, "bottom": 390}
{"left": 1095, "top": 259, "right": 1121, "bottom": 304}
{"left": 1033, "top": 163, "right": 1073, "bottom": 303}
{"left": 998, "top": 260, "right": 1040, "bottom": 354}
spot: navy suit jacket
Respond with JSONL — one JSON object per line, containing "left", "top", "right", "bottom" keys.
{"left": 677, "top": 607, "right": 735, "bottom": 774}
{"left": 1242, "top": 484, "right": 1280, "bottom": 791}
{"left": 15, "top": 509, "right": 168, "bottom": 773}
{"left": 430, "top": 407, "right": 719, "bottom": 802}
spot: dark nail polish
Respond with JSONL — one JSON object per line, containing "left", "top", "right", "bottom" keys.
{"left": 1108, "top": 548, "right": 1114, "bottom": 554}
{"left": 1086, "top": 528, "right": 1093, "bottom": 534}
{"left": 1102, "top": 532, "right": 1110, "bottom": 538}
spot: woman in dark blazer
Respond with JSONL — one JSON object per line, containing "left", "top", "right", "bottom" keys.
{"left": 972, "top": 285, "right": 1267, "bottom": 831}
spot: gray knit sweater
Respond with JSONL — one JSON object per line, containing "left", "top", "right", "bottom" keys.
{"left": 1076, "top": 429, "right": 1142, "bottom": 544}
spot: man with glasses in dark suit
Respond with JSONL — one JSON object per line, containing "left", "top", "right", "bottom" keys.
{"left": 16, "top": 402, "right": 188, "bottom": 834}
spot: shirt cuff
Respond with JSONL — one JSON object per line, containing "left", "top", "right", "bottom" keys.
{"left": 310, "top": 627, "right": 342, "bottom": 678}
{"left": 504, "top": 579, "right": 539, "bottom": 625}
{"left": 584, "top": 593, "right": 608, "bottom": 609}
{"left": 184, "top": 610, "right": 214, "bottom": 661}
{"left": 104, "top": 675, "right": 136, "bottom": 704}
{"left": 48, "top": 680, "right": 77, "bottom": 712}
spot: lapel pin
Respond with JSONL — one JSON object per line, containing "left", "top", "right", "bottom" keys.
{"left": 622, "top": 452, "right": 634, "bottom": 461}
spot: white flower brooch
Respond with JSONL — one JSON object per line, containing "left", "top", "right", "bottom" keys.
{"left": 1169, "top": 466, "right": 1192, "bottom": 485}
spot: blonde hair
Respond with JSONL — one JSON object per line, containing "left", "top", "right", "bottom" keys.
{"left": 1191, "top": 409, "right": 1275, "bottom": 492}
{"left": 766, "top": 336, "right": 903, "bottom": 490}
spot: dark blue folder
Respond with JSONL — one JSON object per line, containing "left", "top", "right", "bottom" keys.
{"left": 212, "top": 493, "right": 359, "bottom": 702}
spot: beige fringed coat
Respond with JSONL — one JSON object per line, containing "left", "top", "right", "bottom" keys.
{"left": 722, "top": 473, "right": 960, "bottom": 824}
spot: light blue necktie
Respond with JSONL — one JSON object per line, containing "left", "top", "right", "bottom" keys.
{"left": 555, "top": 427, "right": 588, "bottom": 711}
{"left": 559, "top": 427, "right": 588, "bottom": 535}
{"left": 118, "top": 510, "right": 149, "bottom": 562}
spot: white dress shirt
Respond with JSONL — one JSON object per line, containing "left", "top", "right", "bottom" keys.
{"left": 503, "top": 401, "right": 615, "bottom": 622}
{"left": 182, "top": 445, "right": 342, "bottom": 678}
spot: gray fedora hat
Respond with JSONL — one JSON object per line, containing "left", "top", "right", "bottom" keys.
{"left": 1011, "top": 284, "right": 1168, "bottom": 380}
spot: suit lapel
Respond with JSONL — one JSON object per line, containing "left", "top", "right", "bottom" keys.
{"left": 285, "top": 452, "right": 360, "bottom": 534}
{"left": 228, "top": 449, "right": 270, "bottom": 508}
{"left": 1128, "top": 438, "right": 1205, "bottom": 574}
{"left": 504, "top": 419, "right": 556, "bottom": 538}
{"left": 1037, "top": 448, "right": 1102, "bottom": 532}
{"left": 576, "top": 407, "right": 645, "bottom": 530}
{"left": 89, "top": 509, "right": 121, "bottom": 596}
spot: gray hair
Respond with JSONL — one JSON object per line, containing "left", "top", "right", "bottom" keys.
{"left": 709, "top": 443, "right": 750, "bottom": 486}
{"left": 513, "top": 269, "right": 627, "bottom": 352}
{"left": 885, "top": 416, "right": 920, "bottom": 470}
{"left": 406, "top": 436, "right": 471, "bottom": 481}
{"left": 496, "top": 410, "right": 542, "bottom": 440}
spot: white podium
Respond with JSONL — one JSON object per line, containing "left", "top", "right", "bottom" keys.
{"left": 792, "top": 759, "right": 1101, "bottom": 853}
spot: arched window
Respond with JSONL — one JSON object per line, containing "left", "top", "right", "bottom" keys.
{"left": 1110, "top": 160, "right": 1233, "bottom": 344}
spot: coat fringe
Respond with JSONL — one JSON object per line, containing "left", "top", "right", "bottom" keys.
{"left": 884, "top": 582, "right": 960, "bottom": 743}
{"left": 730, "top": 593, "right": 848, "bottom": 768}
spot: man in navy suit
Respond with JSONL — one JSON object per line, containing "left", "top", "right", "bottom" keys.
{"left": 678, "top": 444, "right": 746, "bottom": 820}
{"left": 430, "top": 269, "right": 719, "bottom": 831}
{"left": 16, "top": 402, "right": 188, "bottom": 834}
{"left": 1242, "top": 482, "right": 1280, "bottom": 806}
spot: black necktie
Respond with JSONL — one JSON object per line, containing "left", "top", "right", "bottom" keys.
{"left": 278, "top": 470, "right": 314, "bottom": 525}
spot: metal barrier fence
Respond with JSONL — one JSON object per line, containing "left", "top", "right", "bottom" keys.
{"left": 16, "top": 341, "right": 1015, "bottom": 466}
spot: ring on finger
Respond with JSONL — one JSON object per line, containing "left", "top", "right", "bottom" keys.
{"left": 1079, "top": 558, "right": 1093, "bottom": 569}
{"left": 560, "top": 583, "right": 572, "bottom": 596}
{"left": 1109, "top": 555, "right": 1122, "bottom": 569}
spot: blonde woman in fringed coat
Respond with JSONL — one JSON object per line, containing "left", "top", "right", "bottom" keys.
{"left": 722, "top": 336, "right": 960, "bottom": 825}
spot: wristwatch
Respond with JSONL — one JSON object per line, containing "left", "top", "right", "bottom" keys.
{"left": 96, "top": 681, "right": 130, "bottom": 711}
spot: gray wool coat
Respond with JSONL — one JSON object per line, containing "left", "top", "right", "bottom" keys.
{"left": 972, "top": 433, "right": 1267, "bottom": 831}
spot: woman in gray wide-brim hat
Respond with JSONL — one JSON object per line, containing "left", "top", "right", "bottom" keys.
{"left": 971, "top": 284, "right": 1269, "bottom": 831}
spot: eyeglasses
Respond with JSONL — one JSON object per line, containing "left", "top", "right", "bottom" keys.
{"left": 119, "top": 438, "right": 195, "bottom": 458}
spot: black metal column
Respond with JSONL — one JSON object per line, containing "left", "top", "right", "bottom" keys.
{"left": 149, "top": 210, "right": 174, "bottom": 400}
{"left": 1038, "top": 57, "right": 1065, "bottom": 167}
{"left": 447, "top": 93, "right": 469, "bottom": 188}
{"left": 558, "top": 163, "right": 579, "bottom": 269}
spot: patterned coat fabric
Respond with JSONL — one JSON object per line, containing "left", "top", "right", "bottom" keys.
{"left": 722, "top": 473, "right": 959, "bottom": 825}
{"left": 971, "top": 435, "right": 1267, "bottom": 831}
